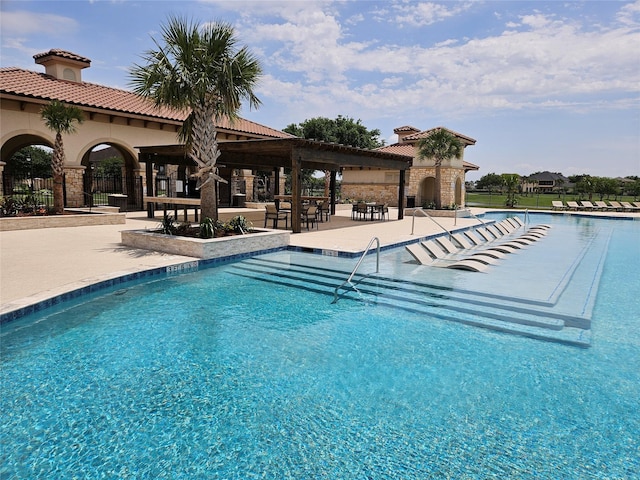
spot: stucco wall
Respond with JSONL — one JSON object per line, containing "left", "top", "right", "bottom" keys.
{"left": 1, "top": 99, "right": 182, "bottom": 168}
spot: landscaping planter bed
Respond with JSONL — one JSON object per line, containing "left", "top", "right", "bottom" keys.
{"left": 121, "top": 228, "right": 290, "bottom": 259}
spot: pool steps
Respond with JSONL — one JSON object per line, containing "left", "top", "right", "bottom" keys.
{"left": 228, "top": 256, "right": 592, "bottom": 348}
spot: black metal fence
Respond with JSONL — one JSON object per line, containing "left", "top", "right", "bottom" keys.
{"left": 2, "top": 173, "right": 56, "bottom": 207}
{"left": 83, "top": 172, "right": 143, "bottom": 210}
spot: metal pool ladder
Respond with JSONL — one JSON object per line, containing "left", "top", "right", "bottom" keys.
{"left": 332, "top": 237, "right": 380, "bottom": 303}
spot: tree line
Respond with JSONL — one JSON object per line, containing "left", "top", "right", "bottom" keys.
{"left": 473, "top": 172, "right": 640, "bottom": 200}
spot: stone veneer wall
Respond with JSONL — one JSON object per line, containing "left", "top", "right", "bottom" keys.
{"left": 407, "top": 166, "right": 465, "bottom": 208}
{"left": 341, "top": 183, "right": 398, "bottom": 205}
{"left": 64, "top": 166, "right": 86, "bottom": 207}
{"left": 121, "top": 228, "right": 289, "bottom": 259}
{"left": 0, "top": 211, "right": 126, "bottom": 231}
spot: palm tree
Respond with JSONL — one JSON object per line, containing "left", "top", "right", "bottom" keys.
{"left": 40, "top": 100, "right": 84, "bottom": 214}
{"left": 129, "top": 16, "right": 262, "bottom": 220}
{"left": 416, "top": 129, "right": 463, "bottom": 209}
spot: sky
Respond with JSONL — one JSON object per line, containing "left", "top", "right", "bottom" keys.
{"left": 1, "top": 0, "right": 639, "bottom": 181}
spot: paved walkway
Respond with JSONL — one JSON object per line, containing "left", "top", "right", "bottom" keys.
{"left": 1, "top": 206, "right": 637, "bottom": 315}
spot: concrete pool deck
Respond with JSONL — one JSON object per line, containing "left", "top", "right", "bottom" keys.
{"left": 1, "top": 205, "right": 637, "bottom": 315}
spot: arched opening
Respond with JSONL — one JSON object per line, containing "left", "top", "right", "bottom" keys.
{"left": 1, "top": 134, "right": 56, "bottom": 210}
{"left": 418, "top": 176, "right": 436, "bottom": 208}
{"left": 80, "top": 143, "right": 143, "bottom": 210}
{"left": 455, "top": 177, "right": 463, "bottom": 206}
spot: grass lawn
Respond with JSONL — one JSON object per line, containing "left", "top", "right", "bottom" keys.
{"left": 465, "top": 192, "right": 638, "bottom": 209}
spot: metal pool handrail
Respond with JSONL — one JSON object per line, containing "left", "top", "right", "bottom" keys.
{"left": 410, "top": 207, "right": 451, "bottom": 239}
{"left": 332, "top": 237, "right": 380, "bottom": 303}
{"left": 466, "top": 210, "right": 488, "bottom": 229}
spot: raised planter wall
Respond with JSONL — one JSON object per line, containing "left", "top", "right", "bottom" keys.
{"left": 121, "top": 228, "right": 290, "bottom": 259}
{"left": 0, "top": 210, "right": 126, "bottom": 231}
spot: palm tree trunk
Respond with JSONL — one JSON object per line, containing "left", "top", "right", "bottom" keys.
{"left": 200, "top": 179, "right": 217, "bottom": 220}
{"left": 435, "top": 162, "right": 442, "bottom": 209}
{"left": 52, "top": 133, "right": 65, "bottom": 214}
{"left": 190, "top": 101, "right": 219, "bottom": 221}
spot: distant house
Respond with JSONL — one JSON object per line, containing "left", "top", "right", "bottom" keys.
{"left": 341, "top": 126, "right": 478, "bottom": 208}
{"left": 522, "top": 172, "right": 571, "bottom": 194}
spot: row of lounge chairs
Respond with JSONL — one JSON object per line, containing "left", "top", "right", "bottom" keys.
{"left": 406, "top": 216, "right": 551, "bottom": 272}
{"left": 552, "top": 200, "right": 640, "bottom": 212}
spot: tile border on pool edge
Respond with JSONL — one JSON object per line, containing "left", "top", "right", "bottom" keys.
{"left": 0, "top": 245, "right": 289, "bottom": 325}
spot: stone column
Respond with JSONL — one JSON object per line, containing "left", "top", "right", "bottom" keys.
{"left": 64, "top": 165, "right": 86, "bottom": 207}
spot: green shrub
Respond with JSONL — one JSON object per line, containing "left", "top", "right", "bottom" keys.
{"left": 199, "top": 217, "right": 224, "bottom": 238}
{"left": 228, "top": 215, "right": 253, "bottom": 234}
{"left": 158, "top": 214, "right": 177, "bottom": 235}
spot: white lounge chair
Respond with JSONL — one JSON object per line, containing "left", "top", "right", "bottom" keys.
{"left": 419, "top": 239, "right": 498, "bottom": 270}
{"left": 566, "top": 201, "right": 582, "bottom": 210}
{"left": 511, "top": 216, "right": 525, "bottom": 227}
{"left": 608, "top": 201, "right": 623, "bottom": 211}
{"left": 581, "top": 201, "right": 596, "bottom": 210}
{"left": 446, "top": 259, "right": 490, "bottom": 272}
{"left": 594, "top": 201, "right": 612, "bottom": 211}
{"left": 405, "top": 243, "right": 434, "bottom": 265}
{"left": 552, "top": 201, "right": 566, "bottom": 210}
{"left": 620, "top": 201, "right": 640, "bottom": 211}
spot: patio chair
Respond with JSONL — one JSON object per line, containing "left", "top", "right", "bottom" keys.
{"left": 317, "top": 201, "right": 330, "bottom": 222}
{"left": 264, "top": 204, "right": 288, "bottom": 229}
{"left": 301, "top": 205, "right": 319, "bottom": 230}
{"left": 566, "top": 201, "right": 582, "bottom": 210}
{"left": 355, "top": 202, "right": 368, "bottom": 220}
{"left": 279, "top": 201, "right": 292, "bottom": 213}
{"left": 581, "top": 201, "right": 596, "bottom": 210}
{"left": 379, "top": 203, "right": 389, "bottom": 221}
{"left": 608, "top": 201, "right": 623, "bottom": 211}
{"left": 551, "top": 201, "right": 566, "bottom": 210}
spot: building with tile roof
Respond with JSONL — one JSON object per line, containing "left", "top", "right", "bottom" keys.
{"left": 341, "top": 126, "right": 478, "bottom": 208}
{"left": 0, "top": 49, "right": 293, "bottom": 208}
{"left": 521, "top": 171, "right": 572, "bottom": 194}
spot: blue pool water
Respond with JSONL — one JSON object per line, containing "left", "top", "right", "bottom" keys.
{"left": 1, "top": 213, "right": 639, "bottom": 478}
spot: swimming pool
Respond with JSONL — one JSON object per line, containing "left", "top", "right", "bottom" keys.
{"left": 1, "top": 213, "right": 638, "bottom": 478}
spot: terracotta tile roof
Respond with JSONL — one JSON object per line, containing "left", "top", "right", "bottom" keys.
{"left": 0, "top": 66, "right": 292, "bottom": 139}
{"left": 33, "top": 49, "right": 91, "bottom": 66}
{"left": 377, "top": 142, "right": 479, "bottom": 171}
{"left": 376, "top": 143, "right": 416, "bottom": 157}
{"left": 403, "top": 126, "right": 476, "bottom": 145}
{"left": 393, "top": 125, "right": 420, "bottom": 134}
{"left": 463, "top": 160, "right": 479, "bottom": 171}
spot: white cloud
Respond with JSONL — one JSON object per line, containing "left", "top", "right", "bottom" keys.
{"left": 392, "top": 1, "right": 474, "bottom": 27}
{"left": 0, "top": 10, "right": 77, "bottom": 36}
{"left": 617, "top": 0, "right": 640, "bottom": 25}
{"left": 231, "top": 2, "right": 639, "bottom": 122}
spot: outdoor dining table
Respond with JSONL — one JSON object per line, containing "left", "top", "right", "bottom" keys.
{"left": 354, "top": 202, "right": 384, "bottom": 221}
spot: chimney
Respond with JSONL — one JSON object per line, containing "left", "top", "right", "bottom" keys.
{"left": 33, "top": 49, "right": 91, "bottom": 83}
{"left": 393, "top": 125, "right": 421, "bottom": 144}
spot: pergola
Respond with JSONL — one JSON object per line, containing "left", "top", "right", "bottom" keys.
{"left": 138, "top": 138, "right": 413, "bottom": 233}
